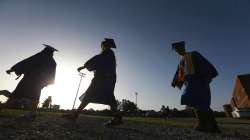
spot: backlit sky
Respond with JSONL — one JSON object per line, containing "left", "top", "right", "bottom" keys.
{"left": 0, "top": 0, "right": 249, "bottom": 111}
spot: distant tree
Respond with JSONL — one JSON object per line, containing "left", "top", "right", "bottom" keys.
{"left": 173, "top": 108, "right": 178, "bottom": 112}
{"left": 161, "top": 105, "right": 170, "bottom": 118}
{"left": 88, "top": 108, "right": 95, "bottom": 112}
{"left": 161, "top": 105, "right": 165, "bottom": 112}
{"left": 160, "top": 105, "right": 170, "bottom": 112}
{"left": 42, "top": 96, "right": 52, "bottom": 109}
{"left": 116, "top": 99, "right": 122, "bottom": 111}
{"left": 121, "top": 99, "right": 138, "bottom": 114}
{"left": 50, "top": 105, "right": 60, "bottom": 111}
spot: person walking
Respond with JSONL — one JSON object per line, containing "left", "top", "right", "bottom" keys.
{"left": 171, "top": 41, "right": 220, "bottom": 133}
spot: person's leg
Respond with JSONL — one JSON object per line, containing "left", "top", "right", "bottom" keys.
{"left": 0, "top": 90, "right": 11, "bottom": 98}
{"left": 195, "top": 108, "right": 220, "bottom": 133}
{"left": 206, "top": 108, "right": 220, "bottom": 133}
{"left": 194, "top": 108, "right": 206, "bottom": 131}
{"left": 4, "top": 98, "right": 22, "bottom": 109}
{"left": 9, "top": 99, "right": 40, "bottom": 122}
{"left": 74, "top": 100, "right": 89, "bottom": 117}
{"left": 62, "top": 99, "right": 89, "bottom": 120}
{"left": 111, "top": 102, "right": 122, "bottom": 119}
{"left": 104, "top": 100, "right": 123, "bottom": 126}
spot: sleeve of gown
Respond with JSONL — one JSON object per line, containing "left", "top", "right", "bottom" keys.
{"left": 84, "top": 54, "right": 103, "bottom": 71}
{"left": 193, "top": 51, "right": 218, "bottom": 80}
{"left": 10, "top": 53, "right": 41, "bottom": 76}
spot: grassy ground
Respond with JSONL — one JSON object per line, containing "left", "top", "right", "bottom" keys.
{"left": 0, "top": 110, "right": 250, "bottom": 140}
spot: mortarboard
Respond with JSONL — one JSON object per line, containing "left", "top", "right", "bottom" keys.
{"left": 103, "top": 38, "right": 117, "bottom": 48}
{"left": 171, "top": 41, "right": 185, "bottom": 50}
{"left": 42, "top": 44, "right": 58, "bottom": 52}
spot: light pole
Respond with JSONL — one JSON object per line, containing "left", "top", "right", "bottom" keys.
{"left": 135, "top": 92, "right": 138, "bottom": 107}
{"left": 72, "top": 72, "right": 86, "bottom": 110}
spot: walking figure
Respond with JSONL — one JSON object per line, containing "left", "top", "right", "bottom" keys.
{"left": 63, "top": 38, "right": 122, "bottom": 126}
{"left": 171, "top": 41, "right": 220, "bottom": 133}
{"left": 0, "top": 44, "right": 57, "bottom": 121}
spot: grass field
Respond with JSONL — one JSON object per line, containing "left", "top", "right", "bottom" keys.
{"left": 0, "top": 110, "right": 250, "bottom": 140}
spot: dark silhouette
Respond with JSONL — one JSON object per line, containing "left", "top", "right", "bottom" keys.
{"left": 63, "top": 38, "right": 122, "bottom": 126}
{"left": 120, "top": 99, "right": 138, "bottom": 114}
{"left": 0, "top": 44, "right": 57, "bottom": 120}
{"left": 42, "top": 96, "right": 52, "bottom": 109}
{"left": 171, "top": 41, "right": 220, "bottom": 133}
{"left": 160, "top": 105, "right": 171, "bottom": 119}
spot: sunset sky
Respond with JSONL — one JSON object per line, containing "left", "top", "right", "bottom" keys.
{"left": 0, "top": 0, "right": 249, "bottom": 111}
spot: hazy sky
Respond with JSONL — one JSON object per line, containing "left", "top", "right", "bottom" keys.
{"left": 0, "top": 0, "right": 249, "bottom": 111}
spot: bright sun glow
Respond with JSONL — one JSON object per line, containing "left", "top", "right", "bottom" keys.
{"left": 40, "top": 66, "right": 110, "bottom": 110}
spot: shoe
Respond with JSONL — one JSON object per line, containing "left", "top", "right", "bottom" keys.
{"left": 197, "top": 117, "right": 221, "bottom": 133}
{"left": 104, "top": 117, "right": 123, "bottom": 127}
{"left": 196, "top": 126, "right": 221, "bottom": 133}
{"left": 16, "top": 112, "right": 37, "bottom": 122}
{"left": 195, "top": 109, "right": 221, "bottom": 133}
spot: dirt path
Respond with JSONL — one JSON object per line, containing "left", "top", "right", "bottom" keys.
{"left": 0, "top": 113, "right": 249, "bottom": 140}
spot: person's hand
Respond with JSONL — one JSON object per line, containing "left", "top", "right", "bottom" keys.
{"left": 171, "top": 83, "right": 175, "bottom": 88}
{"left": 77, "top": 67, "right": 82, "bottom": 72}
{"left": 171, "top": 81, "right": 176, "bottom": 88}
{"left": 6, "top": 69, "right": 12, "bottom": 74}
{"left": 77, "top": 67, "right": 84, "bottom": 72}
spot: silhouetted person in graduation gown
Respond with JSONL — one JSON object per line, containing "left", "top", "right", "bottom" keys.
{"left": 171, "top": 41, "right": 220, "bottom": 133}
{"left": 63, "top": 38, "right": 122, "bottom": 126}
{"left": 0, "top": 44, "right": 57, "bottom": 120}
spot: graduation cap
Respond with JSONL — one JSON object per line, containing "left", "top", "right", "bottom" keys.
{"left": 171, "top": 41, "right": 185, "bottom": 50}
{"left": 42, "top": 44, "right": 58, "bottom": 52}
{"left": 103, "top": 38, "right": 117, "bottom": 49}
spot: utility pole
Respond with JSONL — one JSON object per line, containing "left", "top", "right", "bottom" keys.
{"left": 135, "top": 92, "right": 138, "bottom": 107}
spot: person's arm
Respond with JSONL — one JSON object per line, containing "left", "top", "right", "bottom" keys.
{"left": 6, "top": 68, "right": 22, "bottom": 80}
{"left": 192, "top": 51, "right": 218, "bottom": 81}
{"left": 81, "top": 54, "right": 102, "bottom": 72}
{"left": 6, "top": 69, "right": 13, "bottom": 74}
{"left": 6, "top": 53, "right": 40, "bottom": 76}
{"left": 77, "top": 66, "right": 85, "bottom": 72}
{"left": 171, "top": 67, "right": 179, "bottom": 88}
{"left": 171, "top": 65, "right": 184, "bottom": 90}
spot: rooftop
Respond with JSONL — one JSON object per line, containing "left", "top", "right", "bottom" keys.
{"left": 238, "top": 74, "right": 250, "bottom": 96}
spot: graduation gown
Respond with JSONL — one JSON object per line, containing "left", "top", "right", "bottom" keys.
{"left": 80, "top": 49, "right": 117, "bottom": 105}
{"left": 172, "top": 51, "right": 218, "bottom": 111}
{"left": 8, "top": 51, "right": 56, "bottom": 101}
